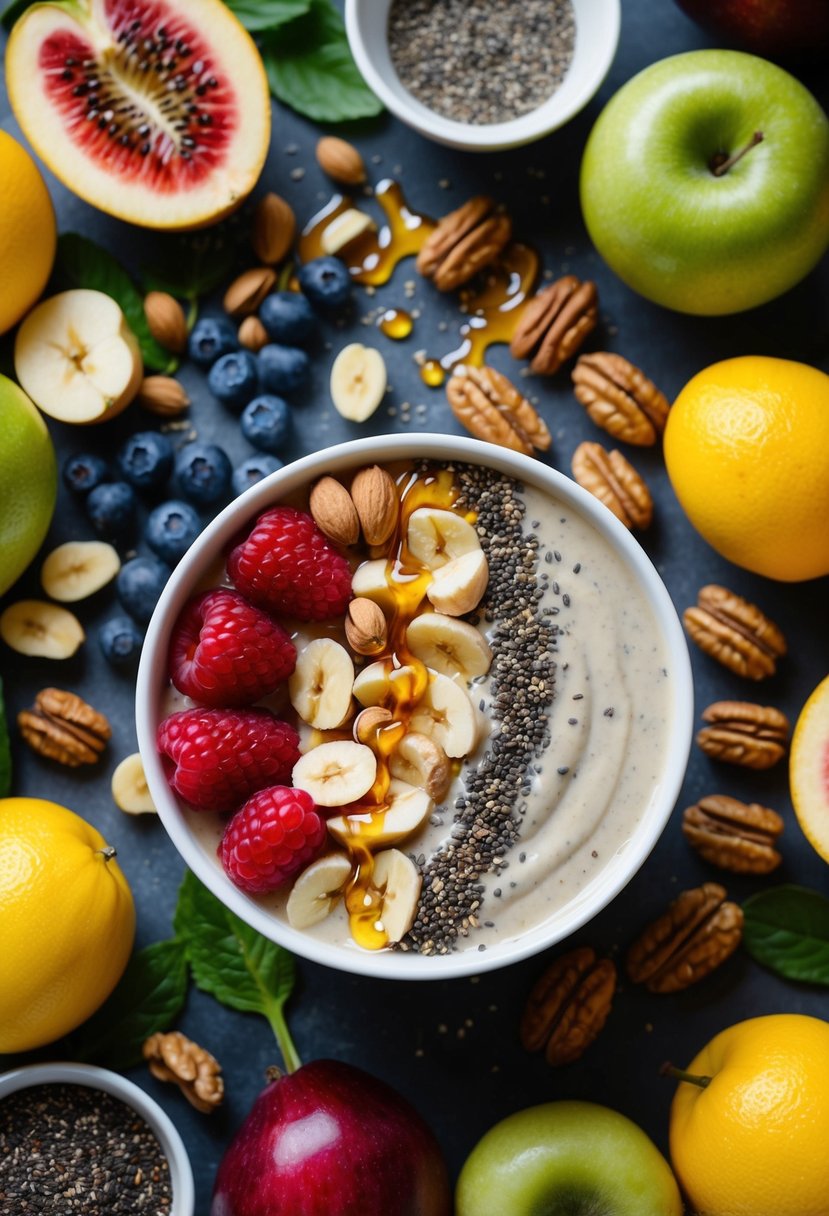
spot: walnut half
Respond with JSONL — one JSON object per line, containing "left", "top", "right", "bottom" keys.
{"left": 520, "top": 945, "right": 616, "bottom": 1066}
{"left": 143, "top": 1032, "right": 224, "bottom": 1113}
{"left": 626, "top": 883, "right": 743, "bottom": 994}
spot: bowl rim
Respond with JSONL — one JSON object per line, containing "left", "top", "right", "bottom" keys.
{"left": 344, "top": 0, "right": 621, "bottom": 151}
{"left": 136, "top": 433, "right": 693, "bottom": 981}
{"left": 0, "top": 1061, "right": 195, "bottom": 1216}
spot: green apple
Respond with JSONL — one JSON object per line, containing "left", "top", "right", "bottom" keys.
{"left": 455, "top": 1101, "right": 683, "bottom": 1216}
{"left": 580, "top": 50, "right": 829, "bottom": 315}
{"left": 0, "top": 374, "right": 57, "bottom": 597}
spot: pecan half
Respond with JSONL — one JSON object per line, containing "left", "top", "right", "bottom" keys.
{"left": 684, "top": 585, "right": 786, "bottom": 680}
{"left": 143, "top": 1032, "right": 224, "bottom": 1114}
{"left": 18, "top": 688, "right": 111, "bottom": 767}
{"left": 572, "top": 353, "right": 670, "bottom": 446}
{"left": 571, "top": 442, "right": 652, "bottom": 530}
{"left": 416, "top": 196, "right": 511, "bottom": 292}
{"left": 509, "top": 276, "right": 598, "bottom": 375}
{"left": 520, "top": 945, "right": 616, "bottom": 1066}
{"left": 626, "top": 882, "right": 743, "bottom": 994}
{"left": 447, "top": 364, "right": 551, "bottom": 456}
{"left": 697, "top": 701, "right": 789, "bottom": 769}
{"left": 683, "top": 795, "right": 783, "bottom": 875}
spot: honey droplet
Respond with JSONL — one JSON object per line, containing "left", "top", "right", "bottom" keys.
{"left": 378, "top": 308, "right": 413, "bottom": 340}
{"left": 420, "top": 359, "right": 445, "bottom": 388}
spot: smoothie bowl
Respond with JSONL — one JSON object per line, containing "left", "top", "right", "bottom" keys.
{"left": 136, "top": 435, "right": 692, "bottom": 979}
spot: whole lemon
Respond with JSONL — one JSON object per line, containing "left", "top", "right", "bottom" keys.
{"left": 0, "top": 132, "right": 56, "bottom": 334}
{"left": 669, "top": 1014, "right": 829, "bottom": 1216}
{"left": 0, "top": 797, "right": 135, "bottom": 1053}
{"left": 664, "top": 356, "right": 829, "bottom": 582}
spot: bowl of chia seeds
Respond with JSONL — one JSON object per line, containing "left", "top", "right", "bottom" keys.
{"left": 345, "top": 0, "right": 621, "bottom": 150}
{"left": 0, "top": 1062, "right": 195, "bottom": 1215}
{"left": 136, "top": 434, "right": 693, "bottom": 982}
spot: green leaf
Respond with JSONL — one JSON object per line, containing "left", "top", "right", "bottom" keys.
{"left": 224, "top": 0, "right": 311, "bottom": 31}
{"left": 142, "top": 229, "right": 240, "bottom": 302}
{"left": 1, "top": 0, "right": 35, "bottom": 31}
{"left": 67, "top": 939, "right": 189, "bottom": 1069}
{"left": 0, "top": 677, "right": 12, "bottom": 798}
{"left": 743, "top": 885, "right": 829, "bottom": 986}
{"left": 261, "top": 0, "right": 383, "bottom": 123}
{"left": 175, "top": 871, "right": 300, "bottom": 1069}
{"left": 57, "top": 233, "right": 177, "bottom": 374}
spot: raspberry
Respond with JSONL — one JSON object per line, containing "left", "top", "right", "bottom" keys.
{"left": 227, "top": 505, "right": 352, "bottom": 622}
{"left": 168, "top": 588, "right": 296, "bottom": 707}
{"left": 219, "top": 785, "right": 326, "bottom": 894}
{"left": 157, "top": 708, "right": 300, "bottom": 813}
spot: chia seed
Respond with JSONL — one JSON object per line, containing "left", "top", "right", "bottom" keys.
{"left": 387, "top": 0, "right": 576, "bottom": 126}
{"left": 0, "top": 1084, "right": 172, "bottom": 1214}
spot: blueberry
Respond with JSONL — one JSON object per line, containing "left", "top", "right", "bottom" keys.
{"left": 116, "top": 430, "right": 174, "bottom": 493}
{"left": 116, "top": 556, "right": 170, "bottom": 624}
{"left": 207, "top": 350, "right": 260, "bottom": 412}
{"left": 174, "top": 441, "right": 232, "bottom": 506}
{"left": 258, "top": 345, "right": 310, "bottom": 396}
{"left": 85, "top": 481, "right": 137, "bottom": 540}
{"left": 298, "top": 256, "right": 352, "bottom": 311}
{"left": 258, "top": 292, "right": 316, "bottom": 346}
{"left": 62, "top": 452, "right": 111, "bottom": 496}
{"left": 188, "top": 316, "right": 238, "bottom": 368}
{"left": 232, "top": 455, "right": 284, "bottom": 498}
{"left": 146, "top": 499, "right": 202, "bottom": 565}
{"left": 240, "top": 395, "right": 291, "bottom": 454}
{"left": 99, "top": 615, "right": 143, "bottom": 669}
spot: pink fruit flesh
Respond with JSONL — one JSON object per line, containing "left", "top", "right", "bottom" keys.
{"left": 40, "top": 0, "right": 235, "bottom": 194}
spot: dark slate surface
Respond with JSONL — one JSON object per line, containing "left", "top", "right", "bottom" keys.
{"left": 1, "top": 2, "right": 828, "bottom": 1212}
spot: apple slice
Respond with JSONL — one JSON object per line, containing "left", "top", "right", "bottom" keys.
{"left": 15, "top": 289, "right": 142, "bottom": 424}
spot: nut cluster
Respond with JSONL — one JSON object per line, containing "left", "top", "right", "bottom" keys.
{"left": 417, "top": 196, "right": 512, "bottom": 292}
{"left": 18, "top": 688, "right": 111, "bottom": 767}
{"left": 509, "top": 275, "right": 598, "bottom": 374}
{"left": 520, "top": 946, "right": 616, "bottom": 1066}
{"left": 684, "top": 585, "right": 787, "bottom": 680}
{"left": 446, "top": 364, "right": 551, "bottom": 455}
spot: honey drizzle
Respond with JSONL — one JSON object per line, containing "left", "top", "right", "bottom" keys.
{"left": 342, "top": 467, "right": 468, "bottom": 950}
{"left": 439, "top": 243, "right": 539, "bottom": 372}
{"left": 377, "top": 307, "right": 413, "bottom": 339}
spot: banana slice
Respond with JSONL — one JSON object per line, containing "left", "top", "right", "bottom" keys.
{"left": 352, "top": 559, "right": 395, "bottom": 612}
{"left": 15, "top": 289, "right": 143, "bottom": 424}
{"left": 321, "top": 208, "right": 376, "bottom": 255}
{"left": 0, "top": 600, "right": 85, "bottom": 659}
{"left": 426, "top": 550, "right": 489, "bottom": 617}
{"left": 292, "top": 740, "right": 377, "bottom": 806}
{"left": 330, "top": 343, "right": 387, "bottom": 423}
{"left": 112, "top": 752, "right": 156, "bottom": 814}
{"left": 410, "top": 671, "right": 478, "bottom": 758}
{"left": 327, "top": 778, "right": 433, "bottom": 849}
{"left": 371, "top": 848, "right": 422, "bottom": 942}
{"left": 406, "top": 507, "right": 480, "bottom": 570}
{"left": 389, "top": 731, "right": 451, "bottom": 801}
{"left": 406, "top": 613, "right": 492, "bottom": 680}
{"left": 352, "top": 660, "right": 425, "bottom": 711}
{"left": 286, "top": 853, "right": 352, "bottom": 930}
{"left": 289, "top": 637, "right": 354, "bottom": 730}
{"left": 41, "top": 541, "right": 120, "bottom": 602}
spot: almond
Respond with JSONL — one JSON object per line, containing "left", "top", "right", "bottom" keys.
{"left": 252, "top": 192, "right": 296, "bottom": 265}
{"left": 136, "top": 375, "right": 190, "bottom": 417}
{"left": 144, "top": 291, "right": 188, "bottom": 354}
{"left": 345, "top": 598, "right": 388, "bottom": 656}
{"left": 309, "top": 476, "right": 361, "bottom": 547}
{"left": 350, "top": 465, "right": 398, "bottom": 546}
{"left": 238, "top": 315, "right": 269, "bottom": 353}
{"left": 353, "top": 705, "right": 394, "bottom": 745}
{"left": 316, "top": 136, "right": 367, "bottom": 186}
{"left": 223, "top": 267, "right": 277, "bottom": 319}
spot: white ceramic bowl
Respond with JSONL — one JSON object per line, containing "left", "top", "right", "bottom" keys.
{"left": 0, "top": 1061, "right": 195, "bottom": 1216}
{"left": 137, "top": 435, "right": 692, "bottom": 981}
{"left": 345, "top": 0, "right": 620, "bottom": 151}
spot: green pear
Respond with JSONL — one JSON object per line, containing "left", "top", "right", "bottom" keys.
{"left": 0, "top": 374, "right": 57, "bottom": 596}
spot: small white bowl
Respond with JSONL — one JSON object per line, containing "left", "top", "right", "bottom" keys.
{"left": 0, "top": 1061, "right": 195, "bottom": 1216}
{"left": 136, "top": 435, "right": 692, "bottom": 982}
{"left": 345, "top": 0, "right": 620, "bottom": 151}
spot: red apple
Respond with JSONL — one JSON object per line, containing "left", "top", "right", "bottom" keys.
{"left": 210, "top": 1059, "right": 452, "bottom": 1216}
{"left": 674, "top": 0, "right": 829, "bottom": 57}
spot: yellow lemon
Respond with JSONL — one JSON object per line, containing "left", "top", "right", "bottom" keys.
{"left": 790, "top": 673, "right": 829, "bottom": 864}
{"left": 0, "top": 797, "right": 135, "bottom": 1053}
{"left": 669, "top": 1014, "right": 829, "bottom": 1216}
{"left": 664, "top": 356, "right": 829, "bottom": 582}
{"left": 0, "top": 132, "right": 56, "bottom": 334}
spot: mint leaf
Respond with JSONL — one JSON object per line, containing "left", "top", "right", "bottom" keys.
{"left": 0, "top": 677, "right": 11, "bottom": 798}
{"left": 224, "top": 0, "right": 311, "bottom": 31}
{"left": 67, "top": 940, "right": 189, "bottom": 1069}
{"left": 142, "top": 229, "right": 241, "bottom": 302}
{"left": 262, "top": 0, "right": 383, "bottom": 122}
{"left": 57, "top": 233, "right": 177, "bottom": 374}
{"left": 1, "top": 0, "right": 35, "bottom": 30}
{"left": 743, "top": 885, "right": 829, "bottom": 986}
